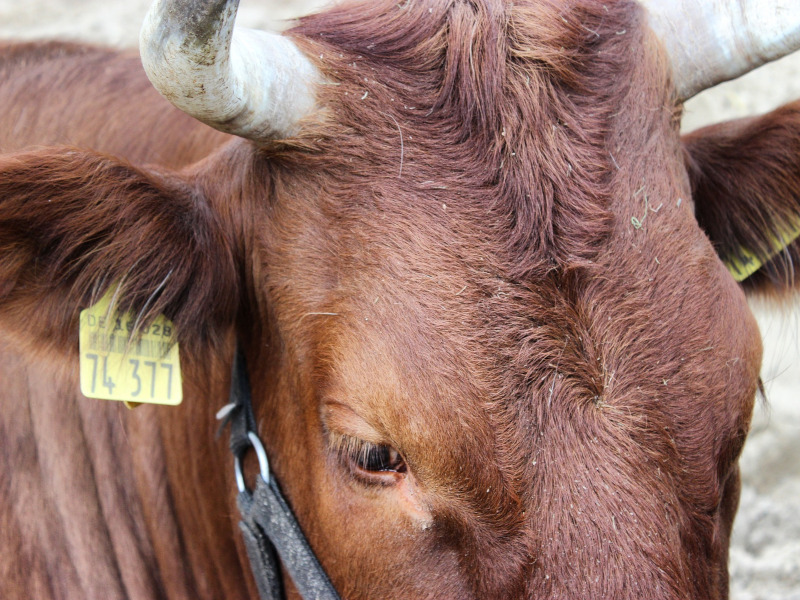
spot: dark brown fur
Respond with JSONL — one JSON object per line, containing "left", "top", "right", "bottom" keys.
{"left": 0, "top": 1, "right": 795, "bottom": 598}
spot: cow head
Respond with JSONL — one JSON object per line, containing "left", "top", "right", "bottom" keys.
{"left": 2, "top": 0, "right": 800, "bottom": 598}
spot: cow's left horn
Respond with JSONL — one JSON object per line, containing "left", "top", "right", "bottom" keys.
{"left": 140, "top": 0, "right": 319, "bottom": 140}
{"left": 639, "top": 0, "right": 800, "bottom": 101}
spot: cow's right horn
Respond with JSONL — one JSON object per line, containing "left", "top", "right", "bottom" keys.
{"left": 140, "top": 0, "right": 319, "bottom": 141}
{"left": 640, "top": 0, "right": 800, "bottom": 101}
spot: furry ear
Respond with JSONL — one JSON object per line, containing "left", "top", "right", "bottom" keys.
{"left": 682, "top": 101, "right": 800, "bottom": 295}
{"left": 0, "top": 146, "right": 240, "bottom": 356}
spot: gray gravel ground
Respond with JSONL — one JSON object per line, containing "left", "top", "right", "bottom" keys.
{"left": 0, "top": 1, "right": 797, "bottom": 598}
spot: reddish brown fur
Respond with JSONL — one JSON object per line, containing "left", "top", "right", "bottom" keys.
{"left": 0, "top": 41, "right": 228, "bottom": 164}
{"left": 0, "top": 1, "right": 795, "bottom": 598}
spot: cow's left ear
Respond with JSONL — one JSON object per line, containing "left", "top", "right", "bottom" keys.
{"left": 682, "top": 100, "right": 800, "bottom": 295}
{"left": 0, "top": 146, "right": 240, "bottom": 357}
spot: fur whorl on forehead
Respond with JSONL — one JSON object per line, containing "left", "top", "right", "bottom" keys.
{"left": 289, "top": 0, "right": 650, "bottom": 279}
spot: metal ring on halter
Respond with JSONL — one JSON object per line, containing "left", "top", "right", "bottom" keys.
{"left": 235, "top": 431, "right": 271, "bottom": 493}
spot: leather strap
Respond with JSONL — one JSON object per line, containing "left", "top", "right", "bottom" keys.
{"left": 238, "top": 511, "right": 284, "bottom": 600}
{"left": 225, "top": 346, "right": 259, "bottom": 456}
{"left": 219, "top": 345, "right": 341, "bottom": 600}
{"left": 238, "top": 478, "right": 341, "bottom": 600}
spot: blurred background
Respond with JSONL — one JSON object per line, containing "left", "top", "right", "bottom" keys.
{"left": 0, "top": 1, "right": 797, "bottom": 598}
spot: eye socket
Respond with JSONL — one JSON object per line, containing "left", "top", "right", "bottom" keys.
{"left": 331, "top": 433, "right": 407, "bottom": 480}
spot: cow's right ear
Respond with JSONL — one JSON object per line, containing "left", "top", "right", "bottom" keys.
{"left": 0, "top": 146, "right": 240, "bottom": 357}
{"left": 682, "top": 101, "right": 800, "bottom": 296}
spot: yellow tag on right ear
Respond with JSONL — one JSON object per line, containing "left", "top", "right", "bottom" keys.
{"left": 79, "top": 289, "right": 182, "bottom": 406}
{"left": 725, "top": 214, "right": 800, "bottom": 282}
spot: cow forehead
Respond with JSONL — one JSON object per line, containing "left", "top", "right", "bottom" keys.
{"left": 266, "top": 204, "right": 758, "bottom": 440}
{"left": 259, "top": 0, "right": 763, "bottom": 464}
{"left": 285, "top": 0, "right": 662, "bottom": 282}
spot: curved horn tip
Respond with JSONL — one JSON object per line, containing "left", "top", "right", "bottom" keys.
{"left": 139, "top": 0, "right": 320, "bottom": 140}
{"left": 640, "top": 0, "right": 800, "bottom": 100}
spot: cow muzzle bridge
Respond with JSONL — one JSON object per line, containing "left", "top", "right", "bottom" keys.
{"left": 218, "top": 348, "right": 341, "bottom": 600}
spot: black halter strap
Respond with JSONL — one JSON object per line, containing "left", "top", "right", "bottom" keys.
{"left": 218, "top": 346, "right": 341, "bottom": 600}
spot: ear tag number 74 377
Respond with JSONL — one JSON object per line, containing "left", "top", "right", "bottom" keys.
{"left": 79, "top": 288, "right": 183, "bottom": 406}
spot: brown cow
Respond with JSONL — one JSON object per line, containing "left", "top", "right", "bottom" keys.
{"left": 1, "top": 0, "right": 799, "bottom": 598}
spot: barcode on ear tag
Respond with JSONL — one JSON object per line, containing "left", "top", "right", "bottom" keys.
{"left": 79, "top": 288, "right": 182, "bottom": 405}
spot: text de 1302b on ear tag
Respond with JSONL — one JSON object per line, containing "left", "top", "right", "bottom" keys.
{"left": 79, "top": 288, "right": 183, "bottom": 406}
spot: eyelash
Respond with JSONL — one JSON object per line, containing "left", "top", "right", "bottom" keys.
{"left": 330, "top": 433, "right": 407, "bottom": 480}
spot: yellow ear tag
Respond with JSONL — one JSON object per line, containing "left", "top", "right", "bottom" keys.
{"left": 79, "top": 288, "right": 182, "bottom": 406}
{"left": 725, "top": 214, "right": 800, "bottom": 282}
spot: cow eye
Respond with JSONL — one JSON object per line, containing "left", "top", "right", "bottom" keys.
{"left": 356, "top": 443, "right": 406, "bottom": 473}
{"left": 332, "top": 434, "right": 407, "bottom": 480}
